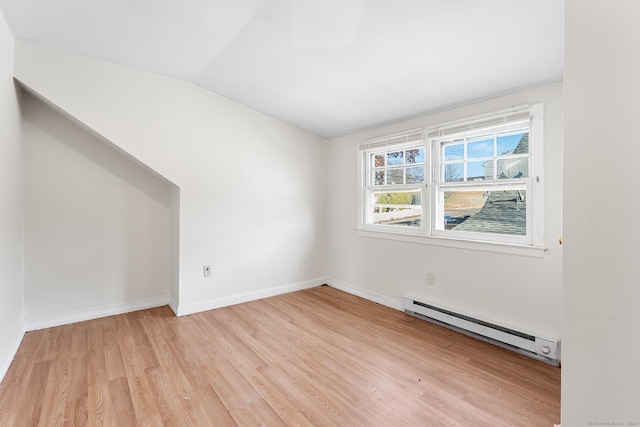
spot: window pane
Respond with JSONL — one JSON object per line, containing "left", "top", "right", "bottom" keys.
{"left": 387, "top": 168, "right": 404, "bottom": 184}
{"left": 497, "top": 157, "right": 528, "bottom": 179}
{"left": 387, "top": 151, "right": 404, "bottom": 166}
{"left": 373, "top": 153, "right": 385, "bottom": 167}
{"left": 467, "top": 137, "right": 494, "bottom": 159}
{"left": 498, "top": 131, "right": 528, "bottom": 155}
{"left": 467, "top": 161, "right": 486, "bottom": 180}
{"left": 443, "top": 190, "right": 526, "bottom": 236}
{"left": 406, "top": 166, "right": 424, "bottom": 184}
{"left": 443, "top": 163, "right": 464, "bottom": 182}
{"left": 443, "top": 142, "right": 463, "bottom": 161}
{"left": 406, "top": 147, "right": 424, "bottom": 164}
{"left": 373, "top": 191, "right": 421, "bottom": 227}
{"left": 373, "top": 170, "right": 385, "bottom": 185}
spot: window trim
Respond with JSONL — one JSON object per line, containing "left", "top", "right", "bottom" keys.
{"left": 358, "top": 104, "right": 546, "bottom": 256}
{"left": 430, "top": 116, "right": 537, "bottom": 246}
{"left": 360, "top": 138, "right": 427, "bottom": 235}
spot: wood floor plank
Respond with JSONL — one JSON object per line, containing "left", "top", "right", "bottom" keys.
{"left": 226, "top": 397, "right": 286, "bottom": 427}
{"left": 62, "top": 396, "right": 88, "bottom": 427}
{"left": 0, "top": 286, "right": 561, "bottom": 426}
{"left": 179, "top": 384, "right": 237, "bottom": 426}
{"left": 198, "top": 355, "right": 263, "bottom": 411}
{"left": 38, "top": 357, "right": 73, "bottom": 427}
{"left": 23, "top": 359, "right": 53, "bottom": 408}
{"left": 107, "top": 376, "right": 138, "bottom": 426}
{"left": 0, "top": 379, "right": 19, "bottom": 426}
{"left": 102, "top": 342, "right": 125, "bottom": 385}
{"left": 116, "top": 312, "right": 160, "bottom": 370}
{"left": 144, "top": 366, "right": 193, "bottom": 427}
{"left": 68, "top": 323, "right": 88, "bottom": 358}
{"left": 87, "top": 381, "right": 112, "bottom": 426}
{"left": 355, "top": 384, "right": 465, "bottom": 426}
{"left": 233, "top": 364, "right": 314, "bottom": 427}
{"left": 120, "top": 365, "right": 163, "bottom": 426}
{"left": 202, "top": 310, "right": 269, "bottom": 370}
{"left": 3, "top": 403, "right": 42, "bottom": 427}
{"left": 65, "top": 355, "right": 88, "bottom": 402}
{"left": 256, "top": 363, "right": 350, "bottom": 426}
{"left": 87, "top": 323, "right": 109, "bottom": 386}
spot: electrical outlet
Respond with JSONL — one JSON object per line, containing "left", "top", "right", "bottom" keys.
{"left": 303, "top": 252, "right": 311, "bottom": 263}
{"left": 203, "top": 265, "right": 212, "bottom": 277}
{"left": 426, "top": 271, "right": 436, "bottom": 286}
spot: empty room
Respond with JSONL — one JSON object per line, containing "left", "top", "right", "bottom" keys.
{"left": 0, "top": 1, "right": 638, "bottom": 425}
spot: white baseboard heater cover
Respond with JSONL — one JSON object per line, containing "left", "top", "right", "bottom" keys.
{"left": 402, "top": 297, "right": 560, "bottom": 365}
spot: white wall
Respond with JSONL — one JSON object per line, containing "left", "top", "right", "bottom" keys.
{"left": 0, "top": 11, "right": 24, "bottom": 379}
{"left": 563, "top": 1, "right": 640, "bottom": 423}
{"left": 22, "top": 91, "right": 172, "bottom": 326}
{"left": 14, "top": 42, "right": 327, "bottom": 315}
{"left": 327, "top": 82, "right": 563, "bottom": 340}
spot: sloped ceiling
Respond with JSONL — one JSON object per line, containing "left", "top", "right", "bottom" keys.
{"left": 0, "top": 0, "right": 563, "bottom": 138}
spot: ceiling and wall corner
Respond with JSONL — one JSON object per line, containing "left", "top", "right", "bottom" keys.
{"left": 0, "top": 0, "right": 564, "bottom": 138}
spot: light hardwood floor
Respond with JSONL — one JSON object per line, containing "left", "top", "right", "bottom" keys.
{"left": 0, "top": 286, "right": 560, "bottom": 426}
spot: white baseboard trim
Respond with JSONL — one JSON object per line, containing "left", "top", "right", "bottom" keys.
{"left": 325, "top": 278, "right": 403, "bottom": 311}
{"left": 24, "top": 295, "right": 171, "bottom": 332}
{"left": 19, "top": 278, "right": 396, "bottom": 330}
{"left": 175, "top": 277, "right": 326, "bottom": 317}
{"left": 168, "top": 294, "right": 179, "bottom": 317}
{"left": 0, "top": 325, "right": 26, "bottom": 385}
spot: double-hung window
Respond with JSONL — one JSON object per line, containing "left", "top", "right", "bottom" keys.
{"left": 360, "top": 104, "right": 544, "bottom": 250}
{"left": 360, "top": 129, "right": 426, "bottom": 234}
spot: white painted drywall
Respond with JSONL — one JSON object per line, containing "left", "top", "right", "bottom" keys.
{"left": 22, "top": 91, "right": 172, "bottom": 322}
{"left": 562, "top": 1, "right": 640, "bottom": 423}
{"left": 14, "top": 42, "right": 327, "bottom": 313}
{"left": 0, "top": 10, "right": 24, "bottom": 379}
{"left": 327, "top": 82, "right": 563, "bottom": 340}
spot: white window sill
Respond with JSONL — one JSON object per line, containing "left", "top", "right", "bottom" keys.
{"left": 357, "top": 229, "right": 547, "bottom": 258}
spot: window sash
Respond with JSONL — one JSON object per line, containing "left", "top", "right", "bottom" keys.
{"left": 433, "top": 122, "right": 531, "bottom": 185}
{"left": 362, "top": 131, "right": 427, "bottom": 234}
{"left": 366, "top": 145, "right": 425, "bottom": 187}
{"left": 431, "top": 182, "right": 531, "bottom": 245}
{"left": 369, "top": 190, "right": 423, "bottom": 227}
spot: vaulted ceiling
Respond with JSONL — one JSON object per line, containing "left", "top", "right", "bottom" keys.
{"left": 0, "top": 0, "right": 564, "bottom": 138}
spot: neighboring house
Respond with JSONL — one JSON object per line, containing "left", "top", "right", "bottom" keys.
{"left": 483, "top": 133, "right": 529, "bottom": 180}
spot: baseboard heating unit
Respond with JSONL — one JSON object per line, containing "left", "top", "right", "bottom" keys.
{"left": 402, "top": 297, "right": 560, "bottom": 366}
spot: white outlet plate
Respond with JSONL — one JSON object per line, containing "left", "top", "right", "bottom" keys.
{"left": 303, "top": 252, "right": 311, "bottom": 263}
{"left": 203, "top": 265, "right": 212, "bottom": 277}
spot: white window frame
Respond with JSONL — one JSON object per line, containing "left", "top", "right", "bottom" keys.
{"left": 359, "top": 129, "right": 428, "bottom": 236}
{"left": 358, "top": 104, "right": 545, "bottom": 256}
